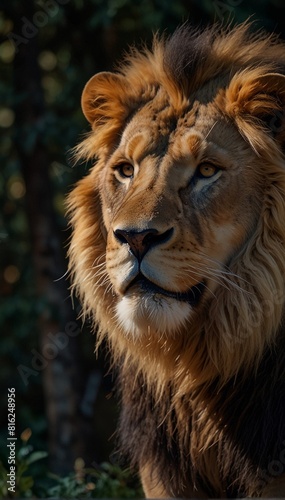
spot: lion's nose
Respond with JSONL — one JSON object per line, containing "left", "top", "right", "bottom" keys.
{"left": 114, "top": 227, "right": 173, "bottom": 262}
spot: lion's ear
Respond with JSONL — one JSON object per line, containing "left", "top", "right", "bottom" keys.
{"left": 81, "top": 72, "right": 129, "bottom": 126}
{"left": 224, "top": 72, "right": 285, "bottom": 150}
{"left": 257, "top": 73, "right": 285, "bottom": 141}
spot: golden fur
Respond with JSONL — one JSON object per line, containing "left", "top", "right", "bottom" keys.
{"left": 67, "top": 22, "right": 285, "bottom": 497}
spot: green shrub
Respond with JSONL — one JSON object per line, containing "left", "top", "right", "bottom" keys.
{"left": 0, "top": 429, "right": 142, "bottom": 498}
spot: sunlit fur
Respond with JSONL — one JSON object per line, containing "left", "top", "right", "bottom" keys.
{"left": 67, "top": 22, "right": 285, "bottom": 497}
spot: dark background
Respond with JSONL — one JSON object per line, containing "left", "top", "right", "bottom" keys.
{"left": 1, "top": 0, "right": 285, "bottom": 496}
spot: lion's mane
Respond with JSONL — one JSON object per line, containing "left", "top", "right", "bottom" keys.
{"left": 67, "top": 23, "right": 285, "bottom": 497}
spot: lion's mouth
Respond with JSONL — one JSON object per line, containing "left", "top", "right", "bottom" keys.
{"left": 126, "top": 274, "right": 205, "bottom": 305}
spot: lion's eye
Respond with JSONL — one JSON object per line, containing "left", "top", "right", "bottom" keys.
{"left": 116, "top": 163, "right": 134, "bottom": 179}
{"left": 197, "top": 163, "right": 219, "bottom": 178}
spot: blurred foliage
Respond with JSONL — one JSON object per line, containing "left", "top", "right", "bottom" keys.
{"left": 0, "top": 0, "right": 285, "bottom": 494}
{"left": 0, "top": 428, "right": 142, "bottom": 497}
{"left": 45, "top": 462, "right": 142, "bottom": 498}
{"left": 0, "top": 428, "right": 48, "bottom": 498}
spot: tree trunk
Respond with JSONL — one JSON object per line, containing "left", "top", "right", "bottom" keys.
{"left": 11, "top": 0, "right": 96, "bottom": 474}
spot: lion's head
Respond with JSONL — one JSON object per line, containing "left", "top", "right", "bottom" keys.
{"left": 68, "top": 23, "right": 285, "bottom": 387}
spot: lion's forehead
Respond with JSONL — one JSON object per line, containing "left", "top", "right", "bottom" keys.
{"left": 119, "top": 93, "right": 237, "bottom": 167}
{"left": 121, "top": 127, "right": 205, "bottom": 167}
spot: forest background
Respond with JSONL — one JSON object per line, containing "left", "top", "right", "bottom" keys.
{"left": 1, "top": 0, "right": 285, "bottom": 497}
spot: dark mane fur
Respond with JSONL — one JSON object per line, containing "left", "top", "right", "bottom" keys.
{"left": 163, "top": 25, "right": 214, "bottom": 87}
{"left": 119, "top": 331, "right": 285, "bottom": 496}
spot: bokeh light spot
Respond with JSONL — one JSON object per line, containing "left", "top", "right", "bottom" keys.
{"left": 0, "top": 40, "right": 15, "bottom": 63}
{"left": 0, "top": 108, "right": 15, "bottom": 128}
{"left": 38, "top": 50, "right": 57, "bottom": 71}
{"left": 4, "top": 265, "right": 20, "bottom": 284}
{"left": 9, "top": 178, "right": 26, "bottom": 199}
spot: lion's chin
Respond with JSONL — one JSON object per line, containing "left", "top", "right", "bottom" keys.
{"left": 115, "top": 293, "right": 192, "bottom": 337}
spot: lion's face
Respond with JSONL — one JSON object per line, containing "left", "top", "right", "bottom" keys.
{"left": 99, "top": 90, "right": 261, "bottom": 336}
{"left": 68, "top": 24, "right": 285, "bottom": 376}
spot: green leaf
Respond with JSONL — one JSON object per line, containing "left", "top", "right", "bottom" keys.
{"left": 17, "top": 475, "right": 34, "bottom": 492}
{"left": 25, "top": 451, "right": 48, "bottom": 465}
{"left": 16, "top": 461, "right": 29, "bottom": 478}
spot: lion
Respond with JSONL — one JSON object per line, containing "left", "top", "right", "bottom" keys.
{"left": 67, "top": 22, "right": 285, "bottom": 497}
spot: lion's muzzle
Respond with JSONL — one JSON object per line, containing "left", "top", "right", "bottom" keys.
{"left": 113, "top": 227, "right": 174, "bottom": 262}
